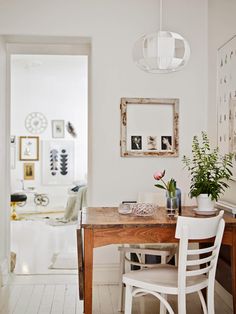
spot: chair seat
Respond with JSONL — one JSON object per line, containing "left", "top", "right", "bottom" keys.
{"left": 123, "top": 264, "right": 208, "bottom": 295}
{"left": 11, "top": 193, "right": 27, "bottom": 203}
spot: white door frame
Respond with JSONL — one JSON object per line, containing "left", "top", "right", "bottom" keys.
{"left": 1, "top": 35, "right": 91, "bottom": 282}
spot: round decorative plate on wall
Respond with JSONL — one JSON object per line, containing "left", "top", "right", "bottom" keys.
{"left": 25, "top": 112, "right": 48, "bottom": 134}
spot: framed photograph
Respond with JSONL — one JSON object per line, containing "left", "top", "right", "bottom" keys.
{"left": 120, "top": 98, "right": 179, "bottom": 157}
{"left": 131, "top": 136, "right": 142, "bottom": 150}
{"left": 24, "top": 163, "right": 35, "bottom": 180}
{"left": 147, "top": 136, "right": 157, "bottom": 150}
{"left": 52, "top": 120, "right": 65, "bottom": 138}
{"left": 19, "top": 136, "right": 39, "bottom": 161}
{"left": 161, "top": 136, "right": 172, "bottom": 151}
{"left": 11, "top": 135, "right": 16, "bottom": 144}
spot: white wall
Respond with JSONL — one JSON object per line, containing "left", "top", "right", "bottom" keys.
{"left": 10, "top": 54, "right": 88, "bottom": 209}
{"left": 208, "top": 0, "right": 236, "bottom": 204}
{"left": 0, "top": 0, "right": 208, "bottom": 270}
{"left": 87, "top": 0, "right": 208, "bottom": 208}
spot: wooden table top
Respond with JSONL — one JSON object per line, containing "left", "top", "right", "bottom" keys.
{"left": 80, "top": 206, "right": 236, "bottom": 229}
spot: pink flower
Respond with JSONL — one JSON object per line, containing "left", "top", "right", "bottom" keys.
{"left": 153, "top": 170, "right": 165, "bottom": 180}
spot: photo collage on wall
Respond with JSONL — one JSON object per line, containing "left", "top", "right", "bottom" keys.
{"left": 130, "top": 135, "right": 172, "bottom": 151}
{"left": 11, "top": 111, "right": 78, "bottom": 185}
{"left": 217, "top": 35, "right": 236, "bottom": 179}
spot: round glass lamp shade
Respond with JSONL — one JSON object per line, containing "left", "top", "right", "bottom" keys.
{"left": 133, "top": 30, "right": 190, "bottom": 73}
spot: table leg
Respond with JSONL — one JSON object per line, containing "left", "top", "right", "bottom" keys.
{"left": 231, "top": 227, "right": 236, "bottom": 313}
{"left": 84, "top": 229, "right": 94, "bottom": 314}
{"left": 77, "top": 228, "right": 84, "bottom": 300}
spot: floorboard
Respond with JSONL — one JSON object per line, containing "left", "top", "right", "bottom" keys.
{"left": 63, "top": 285, "right": 77, "bottom": 314}
{"left": 13, "top": 285, "right": 34, "bottom": 314}
{"left": 51, "top": 285, "right": 66, "bottom": 314}
{"left": 38, "top": 285, "right": 55, "bottom": 314}
{"left": 0, "top": 274, "right": 233, "bottom": 314}
{"left": 25, "top": 285, "right": 45, "bottom": 314}
{"left": 0, "top": 285, "right": 22, "bottom": 314}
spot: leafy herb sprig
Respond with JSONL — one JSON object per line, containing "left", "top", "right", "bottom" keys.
{"left": 182, "top": 132, "right": 233, "bottom": 201}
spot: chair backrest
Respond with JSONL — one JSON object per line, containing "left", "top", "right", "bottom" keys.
{"left": 175, "top": 210, "right": 225, "bottom": 292}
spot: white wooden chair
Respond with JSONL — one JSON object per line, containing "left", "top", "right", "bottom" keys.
{"left": 123, "top": 210, "right": 225, "bottom": 314}
{"left": 118, "top": 244, "right": 176, "bottom": 311}
{"left": 118, "top": 192, "right": 178, "bottom": 311}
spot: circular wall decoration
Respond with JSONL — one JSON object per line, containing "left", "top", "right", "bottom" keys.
{"left": 25, "top": 112, "right": 48, "bottom": 134}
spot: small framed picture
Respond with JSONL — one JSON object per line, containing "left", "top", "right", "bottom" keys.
{"left": 131, "top": 136, "right": 142, "bottom": 150}
{"left": 52, "top": 120, "right": 65, "bottom": 138}
{"left": 161, "top": 136, "right": 172, "bottom": 150}
{"left": 11, "top": 136, "right": 16, "bottom": 145}
{"left": 24, "top": 163, "right": 35, "bottom": 180}
{"left": 19, "top": 136, "right": 39, "bottom": 161}
{"left": 147, "top": 136, "right": 157, "bottom": 150}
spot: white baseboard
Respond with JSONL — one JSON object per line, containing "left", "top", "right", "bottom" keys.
{"left": 215, "top": 280, "right": 233, "bottom": 309}
{"left": 0, "top": 258, "right": 9, "bottom": 287}
{"left": 93, "top": 264, "right": 120, "bottom": 285}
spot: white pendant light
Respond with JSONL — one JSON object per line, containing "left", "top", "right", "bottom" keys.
{"left": 133, "top": 0, "right": 190, "bottom": 73}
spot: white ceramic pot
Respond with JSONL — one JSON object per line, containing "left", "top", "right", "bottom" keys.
{"left": 196, "top": 194, "right": 215, "bottom": 211}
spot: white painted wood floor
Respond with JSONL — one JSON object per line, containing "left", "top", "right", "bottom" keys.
{"left": 11, "top": 220, "right": 78, "bottom": 275}
{"left": 0, "top": 274, "right": 233, "bottom": 314}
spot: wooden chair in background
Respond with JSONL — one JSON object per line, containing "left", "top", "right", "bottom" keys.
{"left": 118, "top": 191, "right": 178, "bottom": 311}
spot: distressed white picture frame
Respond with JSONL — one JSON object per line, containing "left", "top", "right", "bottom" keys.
{"left": 120, "top": 98, "right": 179, "bottom": 157}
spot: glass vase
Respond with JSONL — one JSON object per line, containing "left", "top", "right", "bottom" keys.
{"left": 166, "top": 193, "right": 178, "bottom": 218}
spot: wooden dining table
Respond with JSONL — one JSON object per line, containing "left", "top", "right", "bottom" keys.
{"left": 77, "top": 206, "right": 236, "bottom": 314}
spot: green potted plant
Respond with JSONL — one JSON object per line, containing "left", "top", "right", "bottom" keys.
{"left": 182, "top": 132, "right": 233, "bottom": 211}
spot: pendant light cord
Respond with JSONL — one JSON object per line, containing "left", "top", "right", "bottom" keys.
{"left": 159, "top": 0, "right": 162, "bottom": 31}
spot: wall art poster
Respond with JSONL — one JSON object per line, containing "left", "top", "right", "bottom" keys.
{"left": 217, "top": 35, "right": 236, "bottom": 180}
{"left": 42, "top": 140, "right": 75, "bottom": 185}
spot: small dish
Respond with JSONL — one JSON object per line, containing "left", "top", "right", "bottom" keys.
{"left": 118, "top": 203, "right": 132, "bottom": 215}
{"left": 193, "top": 208, "right": 218, "bottom": 216}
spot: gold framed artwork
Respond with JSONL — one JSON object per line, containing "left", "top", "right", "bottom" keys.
{"left": 120, "top": 97, "right": 179, "bottom": 157}
{"left": 19, "top": 136, "right": 39, "bottom": 161}
{"left": 24, "top": 163, "right": 35, "bottom": 180}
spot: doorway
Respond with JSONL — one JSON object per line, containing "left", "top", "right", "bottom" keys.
{"left": 9, "top": 49, "right": 88, "bottom": 274}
